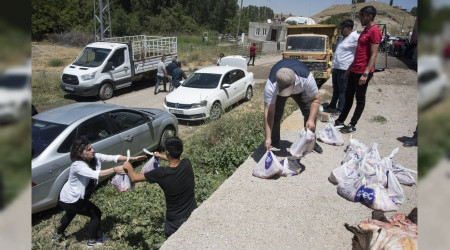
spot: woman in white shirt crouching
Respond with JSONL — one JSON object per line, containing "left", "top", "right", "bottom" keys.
{"left": 52, "top": 137, "right": 146, "bottom": 247}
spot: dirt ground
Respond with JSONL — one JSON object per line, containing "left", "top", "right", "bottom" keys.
{"left": 161, "top": 56, "right": 418, "bottom": 249}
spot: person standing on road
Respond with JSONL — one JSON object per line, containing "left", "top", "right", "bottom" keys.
{"left": 248, "top": 43, "right": 256, "bottom": 66}
{"left": 166, "top": 58, "right": 178, "bottom": 92}
{"left": 264, "top": 58, "right": 323, "bottom": 154}
{"left": 217, "top": 53, "right": 224, "bottom": 66}
{"left": 155, "top": 56, "right": 168, "bottom": 95}
{"left": 123, "top": 137, "right": 197, "bottom": 238}
{"left": 324, "top": 19, "right": 359, "bottom": 117}
{"left": 52, "top": 137, "right": 146, "bottom": 247}
{"left": 335, "top": 6, "right": 382, "bottom": 133}
{"left": 171, "top": 62, "right": 187, "bottom": 91}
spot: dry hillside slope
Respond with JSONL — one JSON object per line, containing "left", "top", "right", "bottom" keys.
{"left": 311, "top": 2, "right": 415, "bottom": 35}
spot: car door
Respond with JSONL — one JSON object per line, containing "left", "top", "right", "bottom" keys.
{"left": 76, "top": 114, "right": 123, "bottom": 170}
{"left": 226, "top": 70, "right": 244, "bottom": 104}
{"left": 220, "top": 71, "right": 234, "bottom": 108}
{"left": 107, "top": 110, "right": 154, "bottom": 156}
{"left": 107, "top": 47, "right": 132, "bottom": 88}
{"left": 232, "top": 69, "right": 247, "bottom": 101}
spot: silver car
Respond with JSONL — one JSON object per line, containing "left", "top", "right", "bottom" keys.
{"left": 32, "top": 102, "right": 178, "bottom": 213}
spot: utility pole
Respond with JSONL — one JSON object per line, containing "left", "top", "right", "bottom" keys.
{"left": 236, "top": 0, "right": 243, "bottom": 38}
{"left": 351, "top": 0, "right": 357, "bottom": 22}
{"left": 94, "top": 0, "right": 112, "bottom": 41}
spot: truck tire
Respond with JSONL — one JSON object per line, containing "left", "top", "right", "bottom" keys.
{"left": 99, "top": 83, "right": 114, "bottom": 100}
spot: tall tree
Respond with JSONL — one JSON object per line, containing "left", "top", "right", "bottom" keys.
{"left": 389, "top": 0, "right": 394, "bottom": 6}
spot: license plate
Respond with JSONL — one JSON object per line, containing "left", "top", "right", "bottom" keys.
{"left": 169, "top": 109, "right": 183, "bottom": 114}
{"left": 65, "top": 86, "right": 74, "bottom": 91}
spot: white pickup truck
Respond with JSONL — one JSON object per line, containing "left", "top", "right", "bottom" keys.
{"left": 60, "top": 35, "right": 177, "bottom": 99}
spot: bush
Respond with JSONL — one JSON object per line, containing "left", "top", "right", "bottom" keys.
{"left": 47, "top": 58, "right": 64, "bottom": 67}
{"left": 48, "top": 30, "right": 94, "bottom": 47}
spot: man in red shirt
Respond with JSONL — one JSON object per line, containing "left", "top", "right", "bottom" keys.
{"left": 248, "top": 43, "right": 256, "bottom": 66}
{"left": 335, "top": 5, "right": 382, "bottom": 133}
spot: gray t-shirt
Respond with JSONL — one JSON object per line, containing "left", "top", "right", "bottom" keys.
{"left": 157, "top": 61, "right": 165, "bottom": 77}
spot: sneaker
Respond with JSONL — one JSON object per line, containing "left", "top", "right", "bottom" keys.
{"left": 340, "top": 124, "right": 356, "bottom": 134}
{"left": 51, "top": 233, "right": 60, "bottom": 242}
{"left": 313, "top": 143, "right": 323, "bottom": 154}
{"left": 323, "top": 106, "right": 337, "bottom": 113}
{"left": 271, "top": 146, "right": 281, "bottom": 152}
{"left": 403, "top": 137, "right": 417, "bottom": 147}
{"left": 87, "top": 236, "right": 108, "bottom": 248}
{"left": 334, "top": 120, "right": 344, "bottom": 127}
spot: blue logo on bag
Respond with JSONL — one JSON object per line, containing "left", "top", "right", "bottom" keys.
{"left": 354, "top": 186, "right": 375, "bottom": 205}
{"left": 265, "top": 152, "right": 273, "bottom": 169}
{"left": 154, "top": 157, "right": 160, "bottom": 169}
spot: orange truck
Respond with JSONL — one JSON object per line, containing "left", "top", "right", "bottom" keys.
{"left": 282, "top": 24, "right": 337, "bottom": 86}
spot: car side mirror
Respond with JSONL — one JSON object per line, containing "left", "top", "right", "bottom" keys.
{"left": 105, "top": 61, "right": 114, "bottom": 71}
{"left": 222, "top": 83, "right": 231, "bottom": 89}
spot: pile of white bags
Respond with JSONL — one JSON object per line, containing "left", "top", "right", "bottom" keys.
{"left": 330, "top": 136, "right": 416, "bottom": 211}
{"left": 254, "top": 129, "right": 314, "bottom": 178}
{"left": 318, "top": 116, "right": 345, "bottom": 146}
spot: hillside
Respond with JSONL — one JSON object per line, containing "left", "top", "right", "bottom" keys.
{"left": 311, "top": 2, "right": 415, "bottom": 35}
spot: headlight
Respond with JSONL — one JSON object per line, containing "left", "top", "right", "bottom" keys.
{"left": 191, "top": 100, "right": 207, "bottom": 108}
{"left": 80, "top": 72, "right": 96, "bottom": 81}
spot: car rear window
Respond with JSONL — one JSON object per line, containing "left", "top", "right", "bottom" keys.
{"left": 32, "top": 119, "right": 68, "bottom": 159}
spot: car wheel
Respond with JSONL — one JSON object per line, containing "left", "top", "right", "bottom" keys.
{"left": 159, "top": 126, "right": 176, "bottom": 150}
{"left": 209, "top": 102, "right": 222, "bottom": 120}
{"left": 244, "top": 86, "right": 253, "bottom": 101}
{"left": 99, "top": 83, "right": 114, "bottom": 100}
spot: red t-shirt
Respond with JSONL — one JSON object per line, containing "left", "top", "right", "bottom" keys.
{"left": 351, "top": 24, "right": 382, "bottom": 74}
{"left": 250, "top": 46, "right": 256, "bottom": 55}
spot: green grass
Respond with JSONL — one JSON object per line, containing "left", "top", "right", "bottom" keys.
{"left": 32, "top": 85, "right": 299, "bottom": 249}
{"left": 47, "top": 58, "right": 64, "bottom": 67}
{"left": 32, "top": 71, "right": 74, "bottom": 109}
{"left": 0, "top": 121, "right": 31, "bottom": 208}
{"left": 370, "top": 115, "right": 387, "bottom": 124}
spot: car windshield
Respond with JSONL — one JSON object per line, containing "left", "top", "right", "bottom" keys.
{"left": 0, "top": 74, "right": 29, "bottom": 89}
{"left": 182, "top": 73, "right": 222, "bottom": 89}
{"left": 73, "top": 47, "right": 111, "bottom": 67}
{"left": 286, "top": 36, "right": 325, "bottom": 52}
{"left": 32, "top": 119, "right": 68, "bottom": 159}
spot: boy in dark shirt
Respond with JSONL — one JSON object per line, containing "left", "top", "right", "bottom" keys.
{"left": 123, "top": 137, "right": 197, "bottom": 238}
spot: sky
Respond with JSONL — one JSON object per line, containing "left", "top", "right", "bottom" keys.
{"left": 241, "top": 0, "right": 418, "bottom": 17}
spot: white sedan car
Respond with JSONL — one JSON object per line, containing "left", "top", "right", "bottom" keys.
{"left": 164, "top": 57, "right": 255, "bottom": 120}
{"left": 418, "top": 56, "right": 449, "bottom": 109}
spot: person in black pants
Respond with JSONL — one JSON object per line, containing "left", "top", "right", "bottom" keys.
{"left": 53, "top": 137, "right": 146, "bottom": 247}
{"left": 124, "top": 137, "right": 197, "bottom": 238}
{"left": 335, "top": 6, "right": 382, "bottom": 133}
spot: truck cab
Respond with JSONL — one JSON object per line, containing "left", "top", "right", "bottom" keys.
{"left": 283, "top": 25, "right": 337, "bottom": 86}
{"left": 61, "top": 42, "right": 132, "bottom": 99}
{"left": 61, "top": 35, "right": 178, "bottom": 100}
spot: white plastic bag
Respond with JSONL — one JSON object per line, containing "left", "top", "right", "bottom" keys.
{"left": 280, "top": 157, "right": 303, "bottom": 176}
{"left": 253, "top": 151, "right": 283, "bottom": 178}
{"left": 355, "top": 183, "right": 399, "bottom": 212}
{"left": 140, "top": 156, "right": 160, "bottom": 174}
{"left": 329, "top": 159, "right": 359, "bottom": 185}
{"left": 318, "top": 116, "right": 345, "bottom": 146}
{"left": 337, "top": 174, "right": 366, "bottom": 202}
{"left": 289, "top": 128, "right": 315, "bottom": 158}
{"left": 392, "top": 163, "right": 416, "bottom": 186}
{"left": 386, "top": 170, "right": 405, "bottom": 204}
{"left": 363, "top": 142, "right": 382, "bottom": 165}
{"left": 111, "top": 174, "right": 134, "bottom": 192}
{"left": 342, "top": 136, "right": 368, "bottom": 164}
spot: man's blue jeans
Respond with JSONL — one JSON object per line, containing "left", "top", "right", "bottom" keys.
{"left": 330, "top": 68, "right": 348, "bottom": 112}
{"left": 155, "top": 75, "right": 167, "bottom": 93}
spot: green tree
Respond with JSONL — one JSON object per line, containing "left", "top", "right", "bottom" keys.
{"left": 410, "top": 7, "right": 417, "bottom": 17}
{"left": 389, "top": 0, "right": 394, "bottom": 6}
